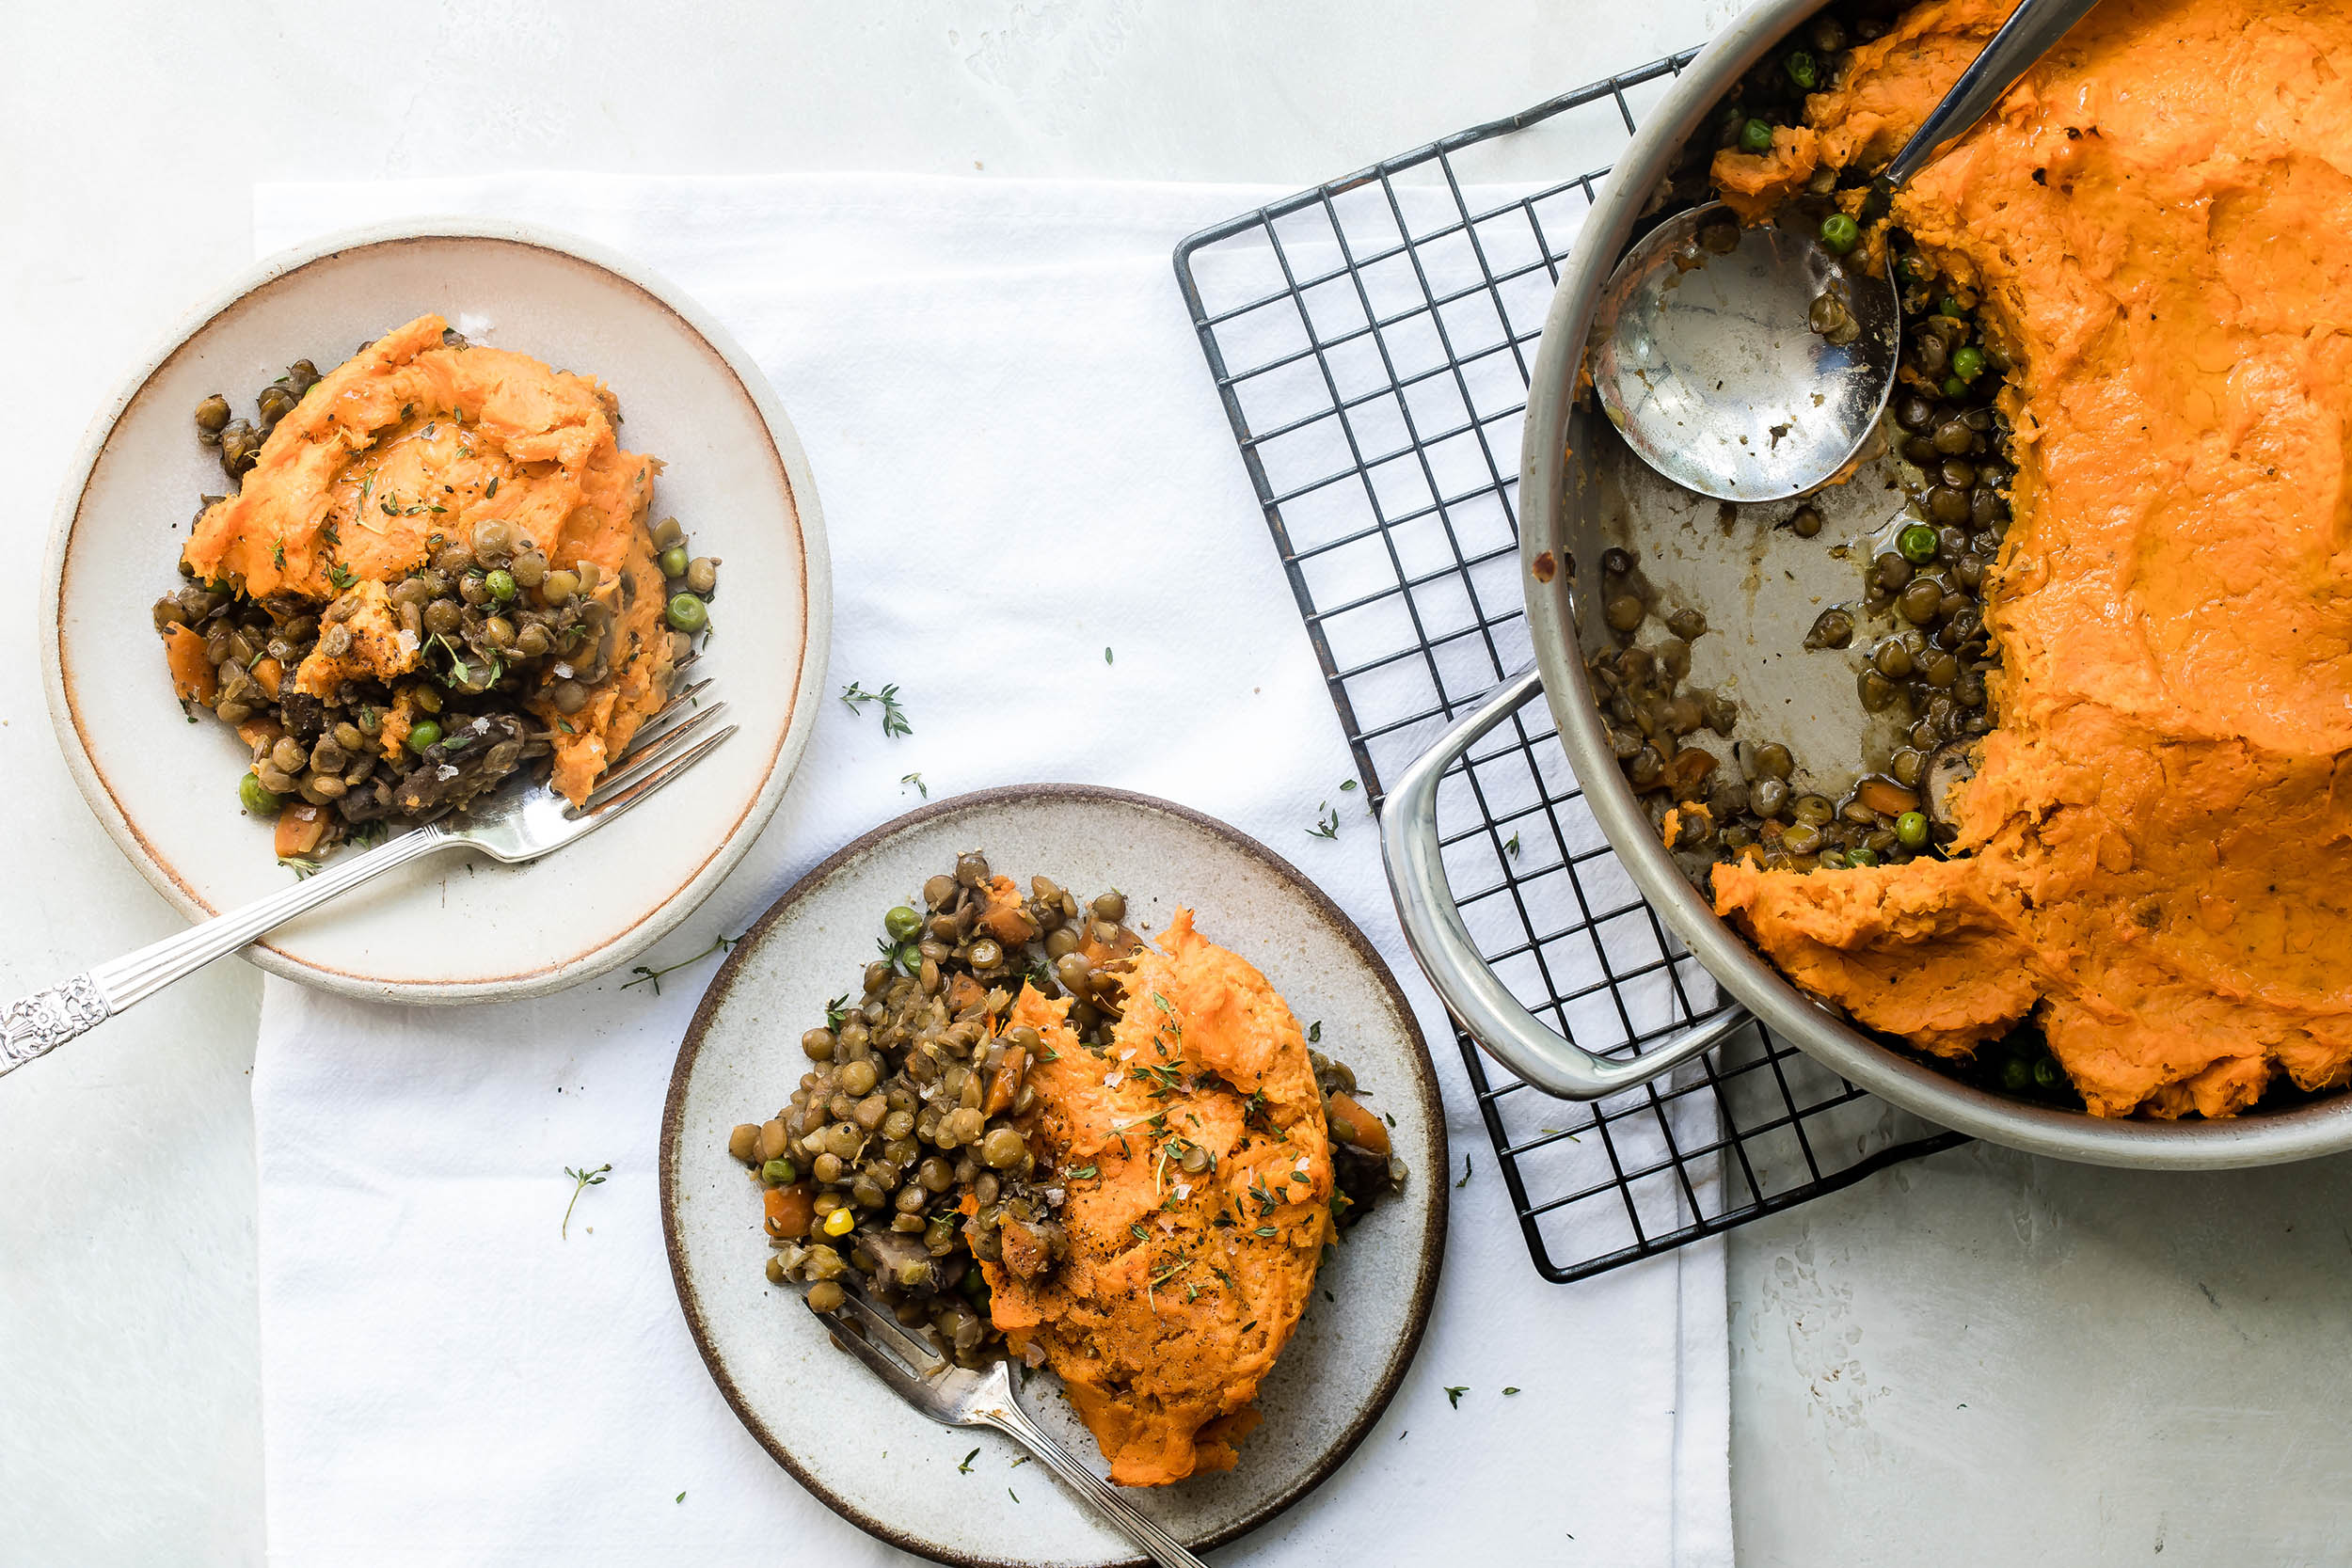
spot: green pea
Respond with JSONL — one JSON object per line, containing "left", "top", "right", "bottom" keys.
{"left": 659, "top": 545, "right": 690, "bottom": 578}
{"left": 665, "top": 593, "right": 709, "bottom": 634}
{"left": 960, "top": 1266, "right": 989, "bottom": 1299}
{"left": 1942, "top": 374, "right": 1969, "bottom": 400}
{"left": 2032, "top": 1057, "right": 2061, "bottom": 1090}
{"left": 883, "top": 905, "right": 922, "bottom": 942}
{"left": 1898, "top": 522, "right": 1941, "bottom": 564}
{"left": 1848, "top": 847, "right": 1880, "bottom": 867}
{"left": 406, "top": 718, "right": 443, "bottom": 754}
{"left": 1894, "top": 810, "right": 1930, "bottom": 849}
{"left": 1999, "top": 1056, "right": 2032, "bottom": 1092}
{"left": 485, "top": 567, "right": 516, "bottom": 602}
{"left": 761, "top": 1158, "right": 799, "bottom": 1186}
{"left": 1938, "top": 295, "right": 1964, "bottom": 318}
{"left": 1784, "top": 49, "right": 1818, "bottom": 90}
{"left": 1819, "top": 213, "right": 1860, "bottom": 255}
{"left": 1951, "top": 344, "right": 1987, "bottom": 383}
{"left": 1740, "top": 118, "right": 1775, "bottom": 155}
{"left": 238, "top": 772, "right": 282, "bottom": 816}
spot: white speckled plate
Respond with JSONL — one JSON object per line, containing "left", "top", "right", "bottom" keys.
{"left": 40, "top": 218, "right": 829, "bottom": 1003}
{"left": 660, "top": 786, "right": 1447, "bottom": 1568}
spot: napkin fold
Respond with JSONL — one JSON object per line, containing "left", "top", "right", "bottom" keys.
{"left": 251, "top": 173, "right": 1729, "bottom": 1567}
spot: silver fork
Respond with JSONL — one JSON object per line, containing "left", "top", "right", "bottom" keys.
{"left": 812, "top": 1282, "right": 1208, "bottom": 1568}
{"left": 1, "top": 674, "right": 736, "bottom": 1076}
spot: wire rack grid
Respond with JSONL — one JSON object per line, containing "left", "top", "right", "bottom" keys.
{"left": 1173, "top": 52, "right": 1969, "bottom": 1282}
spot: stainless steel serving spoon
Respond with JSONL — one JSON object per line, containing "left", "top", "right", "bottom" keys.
{"left": 1590, "top": 0, "right": 2100, "bottom": 502}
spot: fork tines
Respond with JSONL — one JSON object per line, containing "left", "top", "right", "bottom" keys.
{"left": 563, "top": 670, "right": 734, "bottom": 820}
{"left": 809, "top": 1281, "right": 974, "bottom": 1421}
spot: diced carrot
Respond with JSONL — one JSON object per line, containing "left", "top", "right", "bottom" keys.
{"left": 1663, "top": 748, "right": 1717, "bottom": 798}
{"left": 163, "top": 623, "right": 217, "bottom": 705}
{"left": 978, "top": 875, "right": 1040, "bottom": 945}
{"left": 983, "top": 1046, "right": 1027, "bottom": 1117}
{"left": 236, "top": 716, "right": 284, "bottom": 752}
{"left": 1076, "top": 922, "right": 1140, "bottom": 969}
{"left": 274, "top": 802, "right": 327, "bottom": 858}
{"left": 763, "top": 1181, "right": 816, "bottom": 1240}
{"left": 250, "top": 657, "right": 283, "bottom": 700}
{"left": 1326, "top": 1091, "right": 1391, "bottom": 1157}
{"left": 1858, "top": 778, "right": 1921, "bottom": 817}
{"left": 946, "top": 972, "right": 989, "bottom": 1016}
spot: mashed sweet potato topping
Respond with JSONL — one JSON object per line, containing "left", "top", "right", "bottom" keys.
{"left": 181, "top": 313, "right": 671, "bottom": 802}
{"left": 980, "top": 911, "right": 1334, "bottom": 1486}
{"left": 1707, "top": 0, "right": 2352, "bottom": 1119}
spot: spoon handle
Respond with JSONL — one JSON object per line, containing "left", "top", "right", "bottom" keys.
{"left": 1882, "top": 0, "right": 2102, "bottom": 189}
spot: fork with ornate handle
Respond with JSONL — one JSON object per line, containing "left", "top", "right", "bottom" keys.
{"left": 2, "top": 678, "right": 735, "bottom": 1077}
{"left": 812, "top": 1278, "right": 1209, "bottom": 1568}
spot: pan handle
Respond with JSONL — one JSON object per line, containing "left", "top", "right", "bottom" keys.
{"left": 1379, "top": 665, "right": 1750, "bottom": 1099}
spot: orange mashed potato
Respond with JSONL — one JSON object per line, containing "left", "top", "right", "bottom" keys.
{"left": 1708, "top": 0, "right": 2352, "bottom": 1118}
{"left": 980, "top": 911, "right": 1335, "bottom": 1486}
{"left": 181, "top": 313, "right": 672, "bottom": 802}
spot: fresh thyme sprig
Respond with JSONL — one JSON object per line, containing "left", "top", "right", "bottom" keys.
{"left": 562, "top": 1163, "right": 610, "bottom": 1239}
{"left": 841, "top": 681, "right": 912, "bottom": 737}
{"left": 620, "top": 932, "right": 738, "bottom": 994}
{"left": 1307, "top": 802, "right": 1340, "bottom": 840}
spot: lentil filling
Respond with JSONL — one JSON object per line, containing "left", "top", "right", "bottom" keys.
{"left": 156, "top": 315, "right": 723, "bottom": 865}
{"left": 728, "top": 853, "right": 1406, "bottom": 1484}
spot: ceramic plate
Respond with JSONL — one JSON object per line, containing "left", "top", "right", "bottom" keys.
{"left": 660, "top": 786, "right": 1447, "bottom": 1568}
{"left": 40, "top": 219, "right": 829, "bottom": 1003}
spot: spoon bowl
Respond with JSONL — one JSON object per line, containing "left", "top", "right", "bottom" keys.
{"left": 1589, "top": 202, "right": 1899, "bottom": 503}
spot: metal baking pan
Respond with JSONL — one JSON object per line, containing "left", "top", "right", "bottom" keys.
{"left": 1380, "top": 0, "right": 2352, "bottom": 1168}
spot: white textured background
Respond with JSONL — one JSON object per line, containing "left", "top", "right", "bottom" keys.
{"left": 5, "top": 2, "right": 2350, "bottom": 1564}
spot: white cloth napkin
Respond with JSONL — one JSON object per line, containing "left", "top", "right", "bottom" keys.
{"left": 250, "top": 173, "right": 1729, "bottom": 1567}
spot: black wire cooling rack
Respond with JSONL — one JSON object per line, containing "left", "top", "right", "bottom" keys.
{"left": 1174, "top": 51, "right": 1970, "bottom": 1282}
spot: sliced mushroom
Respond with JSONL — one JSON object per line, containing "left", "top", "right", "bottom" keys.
{"left": 1924, "top": 738, "right": 1982, "bottom": 830}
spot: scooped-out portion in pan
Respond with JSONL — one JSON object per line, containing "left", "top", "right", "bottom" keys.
{"left": 1588, "top": 0, "right": 2352, "bottom": 1121}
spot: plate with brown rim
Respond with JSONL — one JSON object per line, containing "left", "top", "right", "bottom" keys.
{"left": 660, "top": 784, "right": 1447, "bottom": 1568}
{"left": 39, "top": 217, "right": 829, "bottom": 1003}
